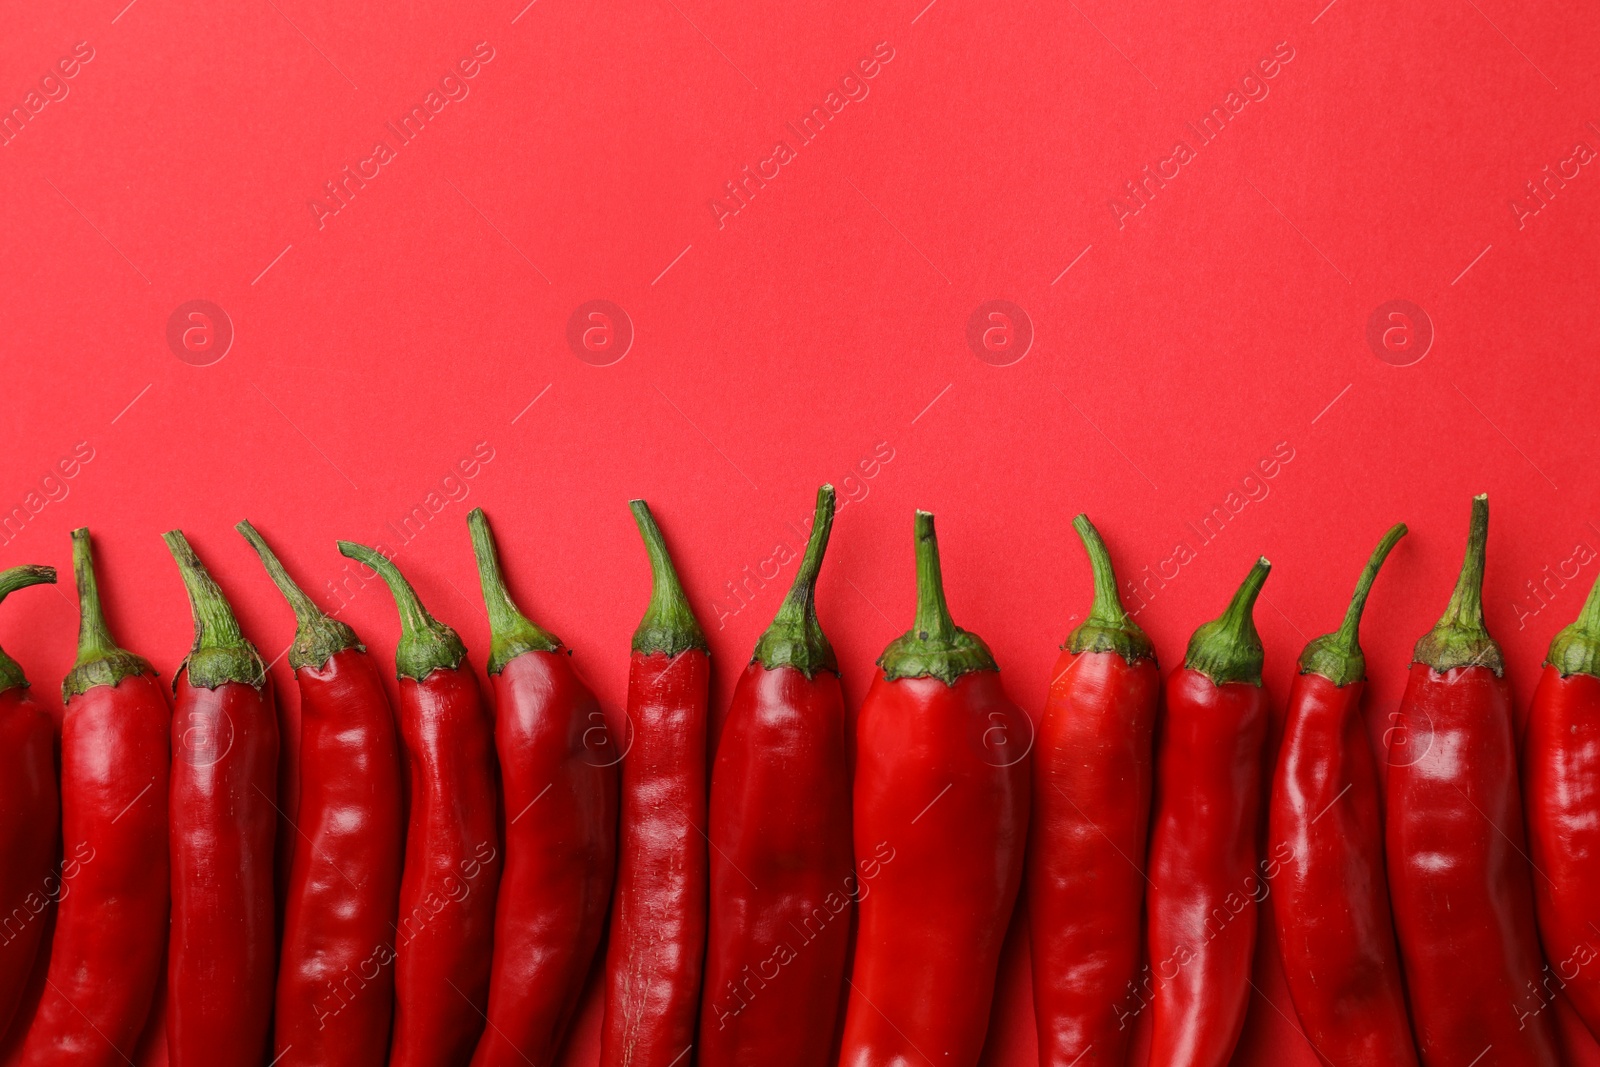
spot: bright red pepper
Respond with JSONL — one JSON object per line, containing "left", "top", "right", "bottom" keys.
{"left": 1146, "top": 556, "right": 1271, "bottom": 1067}
{"left": 1269, "top": 524, "right": 1420, "bottom": 1067}
{"left": 1526, "top": 570, "right": 1600, "bottom": 1040}
{"left": 600, "top": 500, "right": 711, "bottom": 1067}
{"left": 699, "top": 486, "right": 852, "bottom": 1067}
{"left": 162, "top": 531, "right": 278, "bottom": 1067}
{"left": 20, "top": 532, "right": 169, "bottom": 1067}
{"left": 465, "top": 508, "right": 619, "bottom": 1067}
{"left": 1385, "top": 496, "right": 1561, "bottom": 1065}
{"left": 337, "top": 541, "right": 501, "bottom": 1067}
{"left": 237, "top": 522, "right": 405, "bottom": 1067}
{"left": 1028, "top": 515, "right": 1158, "bottom": 1067}
{"left": 0, "top": 566, "right": 59, "bottom": 1042}
{"left": 839, "top": 510, "right": 1031, "bottom": 1067}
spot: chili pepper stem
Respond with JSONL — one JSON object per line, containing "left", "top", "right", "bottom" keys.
{"left": 1064, "top": 514, "right": 1154, "bottom": 664}
{"left": 1184, "top": 557, "right": 1271, "bottom": 686}
{"left": 878, "top": 511, "right": 998, "bottom": 684}
{"left": 1546, "top": 567, "right": 1600, "bottom": 677}
{"left": 0, "top": 564, "right": 56, "bottom": 694}
{"left": 336, "top": 541, "right": 466, "bottom": 681}
{"left": 629, "top": 500, "right": 708, "bottom": 658}
{"left": 752, "top": 485, "right": 838, "bottom": 677}
{"left": 163, "top": 531, "right": 266, "bottom": 690}
{"left": 466, "top": 507, "right": 561, "bottom": 675}
{"left": 236, "top": 521, "right": 361, "bottom": 672}
{"left": 1298, "top": 523, "right": 1407, "bottom": 687}
{"left": 62, "top": 529, "right": 152, "bottom": 700}
{"left": 1413, "top": 494, "right": 1503, "bottom": 675}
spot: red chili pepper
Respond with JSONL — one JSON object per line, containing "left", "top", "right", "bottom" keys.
{"left": 162, "top": 531, "right": 278, "bottom": 1067}
{"left": 1146, "top": 556, "right": 1271, "bottom": 1067}
{"left": 1385, "top": 496, "right": 1561, "bottom": 1065}
{"left": 0, "top": 566, "right": 59, "bottom": 1042}
{"left": 699, "top": 486, "right": 852, "bottom": 1067}
{"left": 839, "top": 510, "right": 1031, "bottom": 1067}
{"left": 1269, "top": 524, "right": 1420, "bottom": 1067}
{"left": 465, "top": 508, "right": 619, "bottom": 1067}
{"left": 1527, "top": 569, "right": 1600, "bottom": 1040}
{"left": 237, "top": 523, "right": 405, "bottom": 1067}
{"left": 20, "top": 532, "right": 169, "bottom": 1066}
{"left": 600, "top": 500, "right": 711, "bottom": 1067}
{"left": 336, "top": 541, "right": 501, "bottom": 1067}
{"left": 1027, "top": 515, "right": 1158, "bottom": 1067}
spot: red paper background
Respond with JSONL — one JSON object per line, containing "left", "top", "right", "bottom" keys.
{"left": 3, "top": 0, "right": 1599, "bottom": 1061}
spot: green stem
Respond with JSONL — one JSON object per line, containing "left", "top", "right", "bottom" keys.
{"left": 63, "top": 530, "right": 152, "bottom": 701}
{"left": 0, "top": 565, "right": 56, "bottom": 694}
{"left": 629, "top": 500, "right": 708, "bottom": 658}
{"left": 467, "top": 508, "right": 561, "bottom": 675}
{"left": 752, "top": 485, "right": 837, "bottom": 676}
{"left": 878, "top": 510, "right": 998, "bottom": 684}
{"left": 1184, "top": 557, "right": 1271, "bottom": 686}
{"left": 163, "top": 531, "right": 266, "bottom": 690}
{"left": 236, "top": 521, "right": 361, "bottom": 672}
{"left": 1299, "top": 523, "right": 1407, "bottom": 686}
{"left": 1413, "top": 494, "right": 1503, "bottom": 675}
{"left": 1549, "top": 569, "right": 1600, "bottom": 678}
{"left": 1064, "top": 514, "right": 1153, "bottom": 664}
{"left": 336, "top": 541, "right": 466, "bottom": 681}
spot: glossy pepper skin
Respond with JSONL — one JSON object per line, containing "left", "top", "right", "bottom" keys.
{"left": 337, "top": 541, "right": 501, "bottom": 1067}
{"left": 1526, "top": 571, "right": 1600, "bottom": 1040}
{"left": 1147, "top": 557, "right": 1272, "bottom": 1067}
{"left": 237, "top": 523, "right": 404, "bottom": 1067}
{"left": 465, "top": 509, "right": 619, "bottom": 1067}
{"left": 21, "top": 533, "right": 169, "bottom": 1067}
{"left": 699, "top": 486, "right": 852, "bottom": 1067}
{"left": 600, "top": 501, "right": 711, "bottom": 1067}
{"left": 839, "top": 511, "right": 1031, "bottom": 1067}
{"left": 0, "top": 567, "right": 60, "bottom": 1042}
{"left": 1028, "top": 516, "right": 1158, "bottom": 1067}
{"left": 162, "top": 531, "right": 279, "bottom": 1067}
{"left": 1386, "top": 496, "right": 1560, "bottom": 1066}
{"left": 1268, "top": 524, "right": 1420, "bottom": 1067}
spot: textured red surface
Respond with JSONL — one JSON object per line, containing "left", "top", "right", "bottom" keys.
{"left": 3, "top": 0, "right": 1598, "bottom": 1061}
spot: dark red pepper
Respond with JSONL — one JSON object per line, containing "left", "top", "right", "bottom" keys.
{"left": 699, "top": 486, "right": 852, "bottom": 1067}
{"left": 336, "top": 541, "right": 501, "bottom": 1067}
{"left": 237, "top": 522, "right": 404, "bottom": 1067}
{"left": 1027, "top": 515, "right": 1158, "bottom": 1067}
{"left": 839, "top": 511, "right": 1030, "bottom": 1067}
{"left": 599, "top": 500, "right": 710, "bottom": 1067}
{"left": 1146, "top": 557, "right": 1271, "bottom": 1067}
{"left": 465, "top": 508, "right": 619, "bottom": 1067}
{"left": 0, "top": 566, "right": 59, "bottom": 1042}
{"left": 1269, "top": 524, "right": 1420, "bottom": 1067}
{"left": 1385, "top": 496, "right": 1561, "bottom": 1065}
{"left": 162, "top": 531, "right": 278, "bottom": 1067}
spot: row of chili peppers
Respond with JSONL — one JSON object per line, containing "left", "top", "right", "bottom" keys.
{"left": 0, "top": 489, "right": 1591, "bottom": 1067}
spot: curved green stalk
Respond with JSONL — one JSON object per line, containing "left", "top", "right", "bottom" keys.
{"left": 1184, "top": 557, "right": 1271, "bottom": 686}
{"left": 467, "top": 508, "right": 561, "bottom": 675}
{"left": 163, "top": 531, "right": 266, "bottom": 690}
{"left": 1549, "top": 570, "right": 1600, "bottom": 678}
{"left": 629, "top": 500, "right": 708, "bottom": 658}
{"left": 1299, "top": 523, "right": 1407, "bottom": 687}
{"left": 1413, "top": 495, "right": 1502, "bottom": 675}
{"left": 63, "top": 529, "right": 152, "bottom": 701}
{"left": 0, "top": 565, "right": 56, "bottom": 694}
{"left": 752, "top": 485, "right": 837, "bottom": 676}
{"left": 236, "top": 520, "right": 361, "bottom": 672}
{"left": 336, "top": 541, "right": 466, "bottom": 681}
{"left": 878, "top": 510, "right": 998, "bottom": 684}
{"left": 1064, "top": 513, "right": 1153, "bottom": 664}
